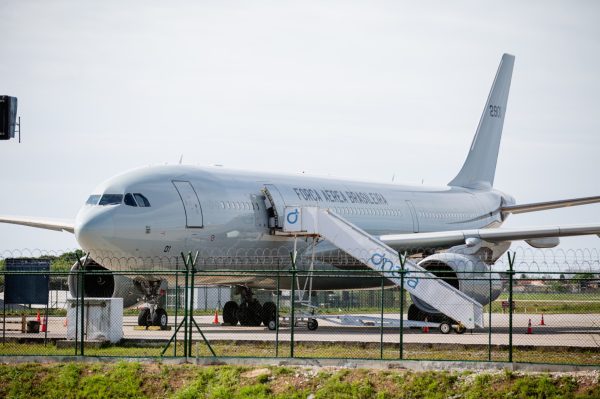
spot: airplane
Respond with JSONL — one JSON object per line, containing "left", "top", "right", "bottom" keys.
{"left": 1, "top": 53, "right": 600, "bottom": 331}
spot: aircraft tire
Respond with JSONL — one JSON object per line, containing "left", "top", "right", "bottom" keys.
{"left": 307, "top": 318, "right": 318, "bottom": 331}
{"left": 248, "top": 301, "right": 263, "bottom": 326}
{"left": 261, "top": 301, "right": 277, "bottom": 327}
{"left": 236, "top": 306, "right": 251, "bottom": 326}
{"left": 138, "top": 308, "right": 151, "bottom": 327}
{"left": 153, "top": 308, "right": 168, "bottom": 330}
{"left": 223, "top": 301, "right": 239, "bottom": 325}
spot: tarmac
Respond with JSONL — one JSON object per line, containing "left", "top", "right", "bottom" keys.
{"left": 4, "top": 312, "right": 599, "bottom": 348}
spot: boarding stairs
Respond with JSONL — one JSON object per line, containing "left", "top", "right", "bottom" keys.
{"left": 277, "top": 206, "right": 484, "bottom": 329}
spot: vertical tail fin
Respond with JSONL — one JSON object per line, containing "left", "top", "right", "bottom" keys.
{"left": 449, "top": 53, "right": 515, "bottom": 189}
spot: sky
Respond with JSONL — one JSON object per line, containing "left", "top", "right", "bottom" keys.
{"left": 0, "top": 1, "right": 599, "bottom": 259}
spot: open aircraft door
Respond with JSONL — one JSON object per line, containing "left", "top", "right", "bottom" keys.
{"left": 262, "top": 184, "right": 287, "bottom": 229}
{"left": 172, "top": 180, "right": 203, "bottom": 228}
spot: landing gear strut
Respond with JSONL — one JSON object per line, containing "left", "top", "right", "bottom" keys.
{"left": 135, "top": 277, "right": 169, "bottom": 330}
{"left": 223, "top": 286, "right": 277, "bottom": 327}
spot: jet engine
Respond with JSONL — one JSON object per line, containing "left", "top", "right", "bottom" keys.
{"left": 67, "top": 258, "right": 141, "bottom": 308}
{"left": 410, "top": 253, "right": 502, "bottom": 315}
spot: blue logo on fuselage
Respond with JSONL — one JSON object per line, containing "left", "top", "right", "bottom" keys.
{"left": 286, "top": 209, "right": 299, "bottom": 224}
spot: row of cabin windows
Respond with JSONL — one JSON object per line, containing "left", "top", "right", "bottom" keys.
{"left": 418, "top": 211, "right": 475, "bottom": 220}
{"left": 330, "top": 207, "right": 402, "bottom": 217}
{"left": 85, "top": 193, "right": 151, "bottom": 207}
{"left": 208, "top": 200, "right": 404, "bottom": 218}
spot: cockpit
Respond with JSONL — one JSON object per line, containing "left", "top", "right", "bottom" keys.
{"left": 86, "top": 193, "right": 151, "bottom": 207}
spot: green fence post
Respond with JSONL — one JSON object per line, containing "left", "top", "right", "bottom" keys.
{"left": 290, "top": 250, "right": 296, "bottom": 358}
{"left": 275, "top": 265, "right": 280, "bottom": 357}
{"left": 399, "top": 251, "right": 406, "bottom": 360}
{"left": 183, "top": 252, "right": 190, "bottom": 358}
{"left": 74, "top": 269, "right": 78, "bottom": 356}
{"left": 79, "top": 263, "right": 85, "bottom": 356}
{"left": 488, "top": 265, "right": 492, "bottom": 362}
{"left": 174, "top": 264, "right": 179, "bottom": 357}
{"left": 507, "top": 251, "right": 516, "bottom": 363}
{"left": 188, "top": 252, "right": 195, "bottom": 358}
{"left": 380, "top": 274, "right": 385, "bottom": 359}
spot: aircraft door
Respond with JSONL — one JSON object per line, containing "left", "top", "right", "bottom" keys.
{"left": 405, "top": 200, "right": 419, "bottom": 233}
{"left": 262, "top": 184, "right": 286, "bottom": 229}
{"left": 251, "top": 194, "right": 269, "bottom": 228}
{"left": 172, "top": 180, "right": 203, "bottom": 228}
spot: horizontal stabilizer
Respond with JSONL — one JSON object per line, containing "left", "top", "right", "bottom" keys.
{"left": 502, "top": 195, "right": 600, "bottom": 216}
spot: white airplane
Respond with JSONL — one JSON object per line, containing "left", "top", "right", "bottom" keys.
{"left": 1, "top": 53, "right": 599, "bottom": 330}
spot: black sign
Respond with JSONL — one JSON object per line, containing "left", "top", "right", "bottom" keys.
{"left": 5, "top": 259, "right": 50, "bottom": 305}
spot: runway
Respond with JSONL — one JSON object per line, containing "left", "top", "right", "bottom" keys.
{"left": 10, "top": 312, "right": 599, "bottom": 348}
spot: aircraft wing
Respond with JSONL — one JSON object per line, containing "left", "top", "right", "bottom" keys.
{"left": 0, "top": 215, "right": 75, "bottom": 233}
{"left": 379, "top": 223, "right": 600, "bottom": 249}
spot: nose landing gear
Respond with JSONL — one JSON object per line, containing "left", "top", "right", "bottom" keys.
{"left": 135, "top": 278, "right": 169, "bottom": 330}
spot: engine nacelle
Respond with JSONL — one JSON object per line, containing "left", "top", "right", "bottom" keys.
{"left": 410, "top": 253, "right": 502, "bottom": 315}
{"left": 68, "top": 258, "right": 141, "bottom": 308}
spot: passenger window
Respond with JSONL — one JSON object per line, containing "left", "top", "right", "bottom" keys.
{"left": 133, "top": 193, "right": 151, "bottom": 207}
{"left": 124, "top": 193, "right": 138, "bottom": 207}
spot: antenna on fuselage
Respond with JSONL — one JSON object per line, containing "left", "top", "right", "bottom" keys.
{"left": 179, "top": 154, "right": 183, "bottom": 164}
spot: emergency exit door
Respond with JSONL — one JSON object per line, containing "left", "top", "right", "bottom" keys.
{"left": 172, "top": 180, "right": 203, "bottom": 228}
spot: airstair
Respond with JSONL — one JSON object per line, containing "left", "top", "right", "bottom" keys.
{"left": 278, "top": 206, "right": 484, "bottom": 329}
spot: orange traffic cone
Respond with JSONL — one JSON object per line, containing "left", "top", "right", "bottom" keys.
{"left": 36, "top": 311, "right": 41, "bottom": 322}
{"left": 63, "top": 318, "right": 68, "bottom": 327}
{"left": 527, "top": 318, "right": 532, "bottom": 334}
{"left": 540, "top": 314, "right": 545, "bottom": 326}
{"left": 213, "top": 309, "right": 219, "bottom": 325}
{"left": 423, "top": 317, "right": 430, "bottom": 333}
{"left": 41, "top": 316, "right": 47, "bottom": 333}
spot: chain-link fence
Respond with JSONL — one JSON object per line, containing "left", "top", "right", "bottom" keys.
{"left": 0, "top": 247, "right": 598, "bottom": 365}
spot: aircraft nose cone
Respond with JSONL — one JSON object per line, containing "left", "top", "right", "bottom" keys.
{"left": 75, "top": 209, "right": 115, "bottom": 251}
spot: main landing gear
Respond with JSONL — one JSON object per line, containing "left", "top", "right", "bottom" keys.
{"left": 222, "top": 286, "right": 277, "bottom": 328}
{"left": 135, "top": 278, "right": 169, "bottom": 330}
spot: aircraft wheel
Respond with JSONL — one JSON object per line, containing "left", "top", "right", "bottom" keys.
{"left": 439, "top": 322, "right": 451, "bottom": 334}
{"left": 236, "top": 306, "right": 251, "bottom": 326}
{"left": 223, "top": 301, "right": 239, "bottom": 325}
{"left": 407, "top": 304, "right": 427, "bottom": 329}
{"left": 307, "top": 318, "right": 318, "bottom": 331}
{"left": 248, "top": 301, "right": 263, "bottom": 326}
{"left": 454, "top": 324, "right": 467, "bottom": 334}
{"left": 261, "top": 301, "right": 277, "bottom": 327}
{"left": 153, "top": 308, "right": 168, "bottom": 330}
{"left": 138, "top": 308, "right": 151, "bottom": 327}
{"left": 268, "top": 320, "right": 277, "bottom": 331}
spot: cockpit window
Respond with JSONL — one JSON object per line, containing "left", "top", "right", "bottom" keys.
{"left": 133, "top": 193, "right": 151, "bottom": 207}
{"left": 124, "top": 193, "right": 137, "bottom": 207}
{"left": 98, "top": 194, "right": 123, "bottom": 205}
{"left": 86, "top": 195, "right": 101, "bottom": 205}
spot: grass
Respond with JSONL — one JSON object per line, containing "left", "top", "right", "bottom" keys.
{"left": 1, "top": 340, "right": 599, "bottom": 366}
{"left": 0, "top": 363, "right": 598, "bottom": 398}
